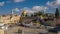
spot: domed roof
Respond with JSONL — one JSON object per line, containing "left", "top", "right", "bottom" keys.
{"left": 22, "top": 10, "right": 27, "bottom": 15}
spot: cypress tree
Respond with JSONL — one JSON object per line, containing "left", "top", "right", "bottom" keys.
{"left": 55, "top": 8, "right": 59, "bottom": 18}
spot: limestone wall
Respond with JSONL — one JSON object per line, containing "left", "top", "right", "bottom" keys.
{"left": 0, "top": 15, "right": 21, "bottom": 24}
{"left": 0, "top": 29, "right": 4, "bottom": 34}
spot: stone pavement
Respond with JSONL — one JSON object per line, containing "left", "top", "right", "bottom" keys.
{"left": 4, "top": 26, "right": 48, "bottom": 34}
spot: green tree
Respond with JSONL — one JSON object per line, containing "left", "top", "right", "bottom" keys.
{"left": 34, "top": 12, "right": 37, "bottom": 17}
{"left": 34, "top": 11, "right": 44, "bottom": 16}
{"left": 31, "top": 14, "right": 33, "bottom": 17}
{"left": 25, "top": 14, "right": 28, "bottom": 17}
{"left": 37, "top": 11, "right": 44, "bottom": 16}
{"left": 55, "top": 8, "right": 60, "bottom": 18}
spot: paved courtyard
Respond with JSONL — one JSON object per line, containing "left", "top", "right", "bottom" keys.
{"left": 4, "top": 26, "right": 48, "bottom": 34}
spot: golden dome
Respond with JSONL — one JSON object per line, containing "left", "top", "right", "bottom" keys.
{"left": 22, "top": 10, "right": 27, "bottom": 15}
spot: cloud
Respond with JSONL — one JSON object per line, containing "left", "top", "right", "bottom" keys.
{"left": 32, "top": 6, "right": 48, "bottom": 11}
{"left": 47, "top": 1, "right": 56, "bottom": 7}
{"left": 12, "top": 6, "right": 48, "bottom": 15}
{"left": 0, "top": 1, "right": 4, "bottom": 6}
{"left": 26, "top": 10, "right": 36, "bottom": 14}
{"left": 14, "top": 0, "right": 24, "bottom": 3}
{"left": 12, "top": 8, "right": 21, "bottom": 15}
{"left": 13, "top": 8, "right": 20, "bottom": 12}
{"left": 46, "top": 0, "right": 60, "bottom": 8}
{"left": 20, "top": 6, "right": 48, "bottom": 14}
{"left": 56, "top": 0, "right": 60, "bottom": 4}
{"left": 21, "top": 7, "right": 36, "bottom": 14}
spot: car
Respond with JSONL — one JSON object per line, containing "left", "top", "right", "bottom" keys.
{"left": 48, "top": 26, "right": 60, "bottom": 33}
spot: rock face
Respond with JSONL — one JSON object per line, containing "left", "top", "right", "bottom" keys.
{"left": 51, "top": 18, "right": 60, "bottom": 26}
{"left": 19, "top": 17, "right": 34, "bottom": 23}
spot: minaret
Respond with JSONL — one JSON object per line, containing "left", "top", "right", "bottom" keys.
{"left": 11, "top": 10, "right": 14, "bottom": 16}
{"left": 10, "top": 10, "right": 14, "bottom": 19}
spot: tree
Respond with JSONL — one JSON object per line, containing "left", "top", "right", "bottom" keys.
{"left": 34, "top": 11, "right": 44, "bottom": 16}
{"left": 31, "top": 14, "right": 33, "bottom": 17}
{"left": 25, "top": 14, "right": 28, "bottom": 17}
{"left": 37, "top": 11, "right": 44, "bottom": 16}
{"left": 55, "top": 8, "right": 60, "bottom": 18}
{"left": 34, "top": 12, "right": 37, "bottom": 17}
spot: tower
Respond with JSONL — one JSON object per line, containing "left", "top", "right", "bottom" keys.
{"left": 10, "top": 10, "right": 14, "bottom": 19}
{"left": 11, "top": 10, "right": 14, "bottom": 16}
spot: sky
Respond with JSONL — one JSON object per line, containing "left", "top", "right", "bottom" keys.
{"left": 0, "top": 0, "right": 60, "bottom": 15}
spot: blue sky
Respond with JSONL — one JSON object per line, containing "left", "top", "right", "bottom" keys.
{"left": 0, "top": 0, "right": 60, "bottom": 15}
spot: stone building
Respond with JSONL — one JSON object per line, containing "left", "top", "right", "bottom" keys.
{"left": 0, "top": 15, "right": 20, "bottom": 24}
{"left": 0, "top": 10, "right": 21, "bottom": 24}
